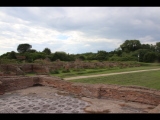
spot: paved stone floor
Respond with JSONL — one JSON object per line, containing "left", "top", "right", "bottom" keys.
{"left": 0, "top": 87, "right": 90, "bottom": 113}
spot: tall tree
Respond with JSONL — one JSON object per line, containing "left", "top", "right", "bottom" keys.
{"left": 42, "top": 48, "right": 51, "bottom": 55}
{"left": 96, "top": 50, "right": 108, "bottom": 61}
{"left": 120, "top": 40, "right": 141, "bottom": 52}
{"left": 8, "top": 51, "right": 16, "bottom": 59}
{"left": 156, "top": 42, "right": 160, "bottom": 52}
{"left": 141, "top": 44, "right": 151, "bottom": 50}
{"left": 28, "top": 49, "right": 37, "bottom": 53}
{"left": 17, "top": 43, "right": 32, "bottom": 53}
{"left": 143, "top": 52, "right": 156, "bottom": 63}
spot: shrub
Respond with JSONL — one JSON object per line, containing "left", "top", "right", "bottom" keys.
{"left": 62, "top": 69, "right": 70, "bottom": 73}
{"left": 50, "top": 70, "right": 60, "bottom": 74}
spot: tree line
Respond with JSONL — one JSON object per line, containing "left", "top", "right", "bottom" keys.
{"left": 0, "top": 40, "right": 160, "bottom": 63}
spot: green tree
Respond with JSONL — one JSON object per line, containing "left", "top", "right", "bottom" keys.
{"left": 24, "top": 52, "right": 46, "bottom": 62}
{"left": 114, "top": 47, "right": 122, "bottom": 56}
{"left": 96, "top": 50, "right": 108, "bottom": 61}
{"left": 143, "top": 52, "right": 156, "bottom": 63}
{"left": 78, "top": 55, "right": 86, "bottom": 61}
{"left": 83, "top": 52, "right": 97, "bottom": 60}
{"left": 141, "top": 44, "right": 151, "bottom": 50}
{"left": 133, "top": 49, "right": 151, "bottom": 62}
{"left": 156, "top": 42, "right": 160, "bottom": 53}
{"left": 42, "top": 48, "right": 51, "bottom": 55}
{"left": 120, "top": 40, "right": 141, "bottom": 52}
{"left": 17, "top": 43, "right": 32, "bottom": 53}
{"left": 51, "top": 51, "right": 68, "bottom": 61}
{"left": 28, "top": 49, "right": 37, "bottom": 53}
{"left": 156, "top": 53, "right": 160, "bottom": 62}
{"left": 8, "top": 51, "right": 16, "bottom": 59}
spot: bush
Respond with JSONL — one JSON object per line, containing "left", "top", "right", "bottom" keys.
{"left": 62, "top": 69, "right": 70, "bottom": 73}
{"left": 143, "top": 52, "right": 156, "bottom": 63}
{"left": 27, "top": 72, "right": 36, "bottom": 74}
{"left": 50, "top": 70, "right": 60, "bottom": 74}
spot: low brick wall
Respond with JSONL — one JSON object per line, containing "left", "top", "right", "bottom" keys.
{"left": 0, "top": 76, "right": 41, "bottom": 92}
{"left": 40, "top": 76, "right": 160, "bottom": 105}
{"left": 39, "top": 77, "right": 100, "bottom": 98}
{"left": 1, "top": 76, "right": 160, "bottom": 106}
{"left": 99, "top": 85, "right": 160, "bottom": 105}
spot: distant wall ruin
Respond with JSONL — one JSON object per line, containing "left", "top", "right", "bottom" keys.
{"left": 0, "top": 61, "right": 141, "bottom": 76}
{"left": 0, "top": 64, "right": 49, "bottom": 75}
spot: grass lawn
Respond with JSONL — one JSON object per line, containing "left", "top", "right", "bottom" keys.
{"left": 70, "top": 70, "right": 160, "bottom": 90}
{"left": 50, "top": 65, "right": 160, "bottom": 78}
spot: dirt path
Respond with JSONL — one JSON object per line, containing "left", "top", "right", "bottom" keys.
{"left": 64, "top": 68, "right": 160, "bottom": 80}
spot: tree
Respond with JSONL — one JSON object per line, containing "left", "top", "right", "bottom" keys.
{"left": 51, "top": 51, "right": 67, "bottom": 61}
{"left": 156, "top": 42, "right": 160, "bottom": 53}
{"left": 24, "top": 52, "right": 46, "bottom": 62}
{"left": 141, "top": 44, "right": 151, "bottom": 50}
{"left": 120, "top": 40, "right": 141, "bottom": 52}
{"left": 134, "top": 49, "right": 151, "bottom": 62}
{"left": 96, "top": 50, "right": 108, "bottom": 61}
{"left": 143, "top": 52, "right": 156, "bottom": 63}
{"left": 8, "top": 51, "right": 16, "bottom": 59}
{"left": 17, "top": 43, "right": 32, "bottom": 53}
{"left": 27, "top": 49, "right": 37, "bottom": 53}
{"left": 114, "top": 47, "right": 122, "bottom": 56}
{"left": 83, "top": 52, "right": 97, "bottom": 60}
{"left": 78, "top": 55, "right": 86, "bottom": 61}
{"left": 42, "top": 48, "right": 51, "bottom": 55}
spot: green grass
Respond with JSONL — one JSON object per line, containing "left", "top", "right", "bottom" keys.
{"left": 51, "top": 65, "right": 160, "bottom": 78}
{"left": 25, "top": 62, "right": 160, "bottom": 80}
{"left": 26, "top": 74, "right": 35, "bottom": 76}
{"left": 70, "top": 70, "right": 160, "bottom": 90}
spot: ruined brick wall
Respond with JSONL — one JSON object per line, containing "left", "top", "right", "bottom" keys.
{"left": 0, "top": 76, "right": 40, "bottom": 92}
{"left": 0, "top": 81, "right": 4, "bottom": 95}
{"left": 1, "top": 76, "right": 160, "bottom": 106}
{"left": 32, "top": 64, "right": 49, "bottom": 74}
{"left": 0, "top": 64, "right": 49, "bottom": 75}
{"left": 39, "top": 76, "right": 160, "bottom": 105}
{"left": 39, "top": 77, "right": 99, "bottom": 98}
{"left": 99, "top": 85, "right": 160, "bottom": 105}
{"left": 21, "top": 64, "right": 49, "bottom": 74}
{"left": 21, "top": 64, "right": 33, "bottom": 73}
{"left": 0, "top": 64, "right": 25, "bottom": 75}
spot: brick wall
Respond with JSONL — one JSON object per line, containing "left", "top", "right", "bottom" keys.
{"left": 0, "top": 76, "right": 160, "bottom": 106}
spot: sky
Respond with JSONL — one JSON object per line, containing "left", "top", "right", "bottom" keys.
{"left": 0, "top": 7, "right": 160, "bottom": 55}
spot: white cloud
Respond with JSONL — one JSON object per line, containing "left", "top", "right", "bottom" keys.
{"left": 138, "top": 36, "right": 158, "bottom": 45}
{"left": 0, "top": 7, "right": 160, "bottom": 55}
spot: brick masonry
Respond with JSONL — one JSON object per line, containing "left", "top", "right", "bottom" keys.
{"left": 0, "top": 81, "right": 4, "bottom": 95}
{"left": 0, "top": 75, "right": 160, "bottom": 106}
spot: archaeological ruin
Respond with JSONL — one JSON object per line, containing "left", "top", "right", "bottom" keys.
{"left": 0, "top": 62, "right": 160, "bottom": 113}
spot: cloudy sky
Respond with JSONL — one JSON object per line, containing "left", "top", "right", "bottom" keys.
{"left": 0, "top": 7, "right": 160, "bottom": 55}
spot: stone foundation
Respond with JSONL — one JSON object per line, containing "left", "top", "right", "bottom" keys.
{"left": 0, "top": 75, "right": 160, "bottom": 106}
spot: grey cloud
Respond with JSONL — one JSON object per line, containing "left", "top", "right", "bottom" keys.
{"left": 1, "top": 7, "right": 160, "bottom": 55}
